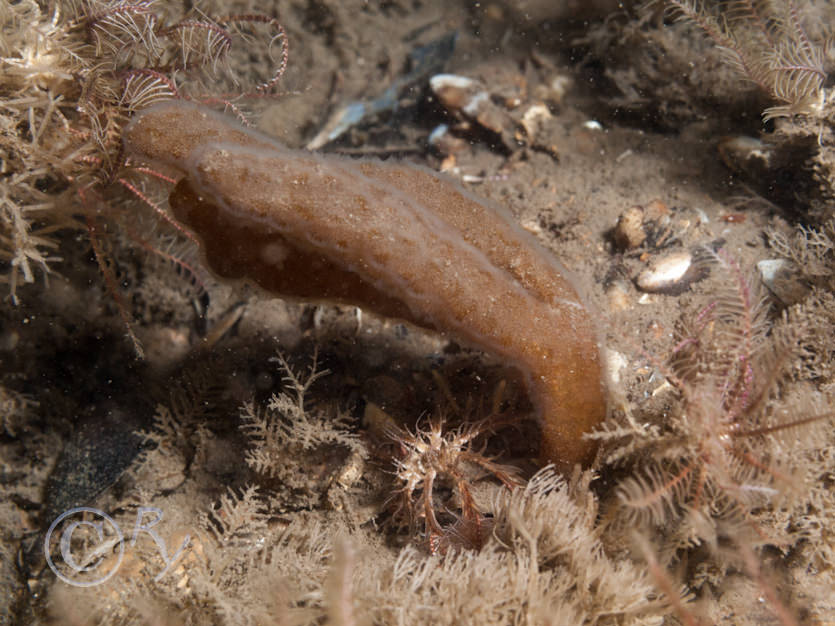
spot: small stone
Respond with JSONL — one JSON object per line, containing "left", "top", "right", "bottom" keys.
{"left": 644, "top": 198, "right": 669, "bottom": 219}
{"left": 614, "top": 206, "right": 646, "bottom": 250}
{"left": 439, "top": 154, "right": 457, "bottom": 172}
{"left": 533, "top": 75, "right": 573, "bottom": 105}
{"left": 606, "top": 279, "right": 632, "bottom": 311}
{"left": 521, "top": 217, "right": 543, "bottom": 235}
{"left": 520, "top": 103, "right": 553, "bottom": 138}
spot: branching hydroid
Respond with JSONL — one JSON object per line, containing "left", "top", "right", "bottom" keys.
{"left": 240, "top": 351, "right": 364, "bottom": 480}
{"left": 664, "top": 0, "right": 832, "bottom": 120}
{"left": 0, "top": 0, "right": 287, "bottom": 315}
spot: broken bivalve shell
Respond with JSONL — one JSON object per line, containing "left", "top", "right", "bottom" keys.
{"left": 717, "top": 135, "right": 775, "bottom": 179}
{"left": 636, "top": 250, "right": 700, "bottom": 294}
{"left": 429, "top": 73, "right": 517, "bottom": 147}
{"left": 757, "top": 258, "right": 810, "bottom": 305}
{"left": 430, "top": 74, "right": 485, "bottom": 113}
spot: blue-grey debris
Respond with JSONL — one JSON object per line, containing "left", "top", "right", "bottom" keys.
{"left": 306, "top": 32, "right": 457, "bottom": 150}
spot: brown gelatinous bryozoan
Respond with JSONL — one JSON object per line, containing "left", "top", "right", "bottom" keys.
{"left": 123, "top": 101, "right": 607, "bottom": 470}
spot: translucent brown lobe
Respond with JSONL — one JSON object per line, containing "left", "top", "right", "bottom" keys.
{"left": 124, "top": 101, "right": 606, "bottom": 469}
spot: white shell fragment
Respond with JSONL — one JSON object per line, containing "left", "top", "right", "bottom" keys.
{"left": 717, "top": 135, "right": 775, "bottom": 179}
{"left": 757, "top": 259, "right": 810, "bottom": 305}
{"left": 430, "top": 74, "right": 478, "bottom": 96}
{"left": 604, "top": 348, "right": 628, "bottom": 385}
{"left": 757, "top": 259, "right": 788, "bottom": 285}
{"left": 521, "top": 104, "right": 553, "bottom": 138}
{"left": 636, "top": 250, "right": 694, "bottom": 294}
